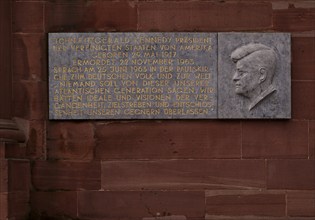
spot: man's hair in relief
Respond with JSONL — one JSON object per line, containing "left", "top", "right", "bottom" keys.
{"left": 231, "top": 43, "right": 277, "bottom": 82}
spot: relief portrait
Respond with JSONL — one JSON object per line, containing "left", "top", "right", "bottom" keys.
{"left": 230, "top": 43, "right": 277, "bottom": 111}
{"left": 218, "top": 33, "right": 291, "bottom": 119}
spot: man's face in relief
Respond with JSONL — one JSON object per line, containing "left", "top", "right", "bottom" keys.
{"left": 232, "top": 55, "right": 261, "bottom": 97}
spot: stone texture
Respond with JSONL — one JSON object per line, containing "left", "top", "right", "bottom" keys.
{"left": 8, "top": 192, "right": 30, "bottom": 220}
{"left": 287, "top": 191, "right": 315, "bottom": 217}
{"left": 138, "top": 2, "right": 272, "bottom": 31}
{"left": 46, "top": 0, "right": 137, "bottom": 32}
{"left": 31, "top": 191, "right": 77, "bottom": 219}
{"left": 49, "top": 32, "right": 292, "bottom": 120}
{"left": 205, "top": 216, "right": 313, "bottom": 220}
{"left": 291, "top": 37, "right": 315, "bottom": 80}
{"left": 26, "top": 120, "right": 46, "bottom": 159}
{"left": 0, "top": 193, "right": 8, "bottom": 220}
{"left": 0, "top": 151, "right": 3, "bottom": 161}
{"left": 5, "top": 0, "right": 315, "bottom": 219}
{"left": 12, "top": 81, "right": 46, "bottom": 120}
{"left": 0, "top": 143, "right": 5, "bottom": 159}
{"left": 0, "top": 160, "right": 8, "bottom": 193}
{"left": 83, "top": 1, "right": 138, "bottom": 31}
{"left": 95, "top": 121, "right": 241, "bottom": 159}
{"left": 292, "top": 81, "right": 315, "bottom": 119}
{"left": 8, "top": 160, "right": 30, "bottom": 192}
{"left": 267, "top": 160, "right": 315, "bottom": 190}
{"left": 310, "top": 121, "right": 315, "bottom": 159}
{"left": 12, "top": 34, "right": 46, "bottom": 81}
{"left": 218, "top": 33, "right": 291, "bottom": 119}
{"left": 47, "top": 139, "right": 94, "bottom": 161}
{"left": 206, "top": 190, "right": 285, "bottom": 216}
{"left": 47, "top": 122, "right": 94, "bottom": 140}
{"left": 0, "top": 0, "right": 12, "bottom": 119}
{"left": 101, "top": 160, "right": 266, "bottom": 190}
{"left": 273, "top": 8, "right": 315, "bottom": 31}
{"left": 4, "top": 143, "right": 27, "bottom": 160}
{"left": 271, "top": 2, "right": 315, "bottom": 10}
{"left": 47, "top": 121, "right": 95, "bottom": 160}
{"left": 45, "top": 0, "right": 92, "bottom": 32}
{"left": 0, "top": 159, "right": 30, "bottom": 219}
{"left": 143, "top": 216, "right": 187, "bottom": 220}
{"left": 78, "top": 191, "right": 205, "bottom": 219}
{"left": 32, "top": 161, "right": 101, "bottom": 190}
{"left": 242, "top": 120, "right": 308, "bottom": 158}
{"left": 12, "top": 2, "right": 44, "bottom": 33}
{"left": 49, "top": 32, "right": 217, "bottom": 119}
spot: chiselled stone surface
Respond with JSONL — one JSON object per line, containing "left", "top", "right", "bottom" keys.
{"left": 49, "top": 32, "right": 217, "bottom": 119}
{"left": 205, "top": 190, "right": 285, "bottom": 216}
{"left": 78, "top": 191, "right": 204, "bottom": 218}
{"left": 49, "top": 32, "right": 291, "bottom": 120}
{"left": 218, "top": 33, "right": 291, "bottom": 119}
{"left": 143, "top": 216, "right": 187, "bottom": 220}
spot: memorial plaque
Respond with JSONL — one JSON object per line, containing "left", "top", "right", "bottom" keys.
{"left": 218, "top": 33, "right": 291, "bottom": 119}
{"left": 49, "top": 33, "right": 218, "bottom": 119}
{"left": 49, "top": 32, "right": 291, "bottom": 120}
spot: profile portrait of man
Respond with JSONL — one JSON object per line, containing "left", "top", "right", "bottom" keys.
{"left": 230, "top": 43, "right": 278, "bottom": 111}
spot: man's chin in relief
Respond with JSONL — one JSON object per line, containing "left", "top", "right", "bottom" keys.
{"left": 234, "top": 84, "right": 249, "bottom": 97}
{"left": 234, "top": 80, "right": 260, "bottom": 97}
{"left": 231, "top": 43, "right": 277, "bottom": 111}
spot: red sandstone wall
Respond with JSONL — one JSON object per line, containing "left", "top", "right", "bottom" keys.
{"left": 9, "top": 0, "right": 315, "bottom": 219}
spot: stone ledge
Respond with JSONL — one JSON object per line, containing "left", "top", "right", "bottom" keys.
{"left": 0, "top": 119, "right": 25, "bottom": 143}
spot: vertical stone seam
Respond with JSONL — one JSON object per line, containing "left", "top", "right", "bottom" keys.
{"left": 271, "top": 1, "right": 275, "bottom": 30}
{"left": 265, "top": 159, "right": 268, "bottom": 190}
{"left": 92, "top": 122, "right": 97, "bottom": 161}
{"left": 216, "top": 33, "right": 219, "bottom": 119}
{"left": 100, "top": 160, "right": 103, "bottom": 191}
{"left": 136, "top": 1, "right": 140, "bottom": 31}
{"left": 240, "top": 121, "right": 243, "bottom": 159}
{"left": 43, "top": 1, "right": 45, "bottom": 34}
{"left": 76, "top": 191, "right": 79, "bottom": 218}
{"left": 43, "top": 0, "right": 48, "bottom": 161}
{"left": 285, "top": 190, "right": 288, "bottom": 217}
{"left": 9, "top": 0, "right": 13, "bottom": 116}
{"left": 307, "top": 120, "right": 311, "bottom": 160}
{"left": 203, "top": 190, "right": 206, "bottom": 218}
{"left": 43, "top": 120, "right": 47, "bottom": 160}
